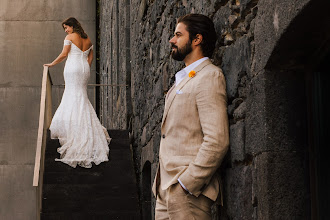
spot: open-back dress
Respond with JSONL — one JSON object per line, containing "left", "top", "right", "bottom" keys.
{"left": 49, "top": 39, "right": 110, "bottom": 168}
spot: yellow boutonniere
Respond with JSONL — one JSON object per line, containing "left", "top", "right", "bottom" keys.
{"left": 189, "top": 70, "right": 196, "bottom": 78}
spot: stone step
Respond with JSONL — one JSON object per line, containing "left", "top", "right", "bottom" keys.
{"left": 42, "top": 129, "right": 140, "bottom": 218}
{"left": 41, "top": 211, "right": 141, "bottom": 220}
{"left": 108, "top": 129, "right": 129, "bottom": 139}
{"left": 43, "top": 183, "right": 138, "bottom": 199}
{"left": 109, "top": 138, "right": 131, "bottom": 149}
{"left": 42, "top": 196, "right": 139, "bottom": 213}
{"left": 108, "top": 148, "right": 132, "bottom": 161}
{"left": 43, "top": 164, "right": 136, "bottom": 184}
{"left": 44, "top": 157, "right": 134, "bottom": 174}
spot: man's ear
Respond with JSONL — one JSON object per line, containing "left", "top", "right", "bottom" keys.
{"left": 192, "top": 34, "right": 203, "bottom": 46}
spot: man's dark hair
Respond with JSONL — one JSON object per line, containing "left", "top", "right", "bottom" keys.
{"left": 177, "top": 14, "right": 217, "bottom": 57}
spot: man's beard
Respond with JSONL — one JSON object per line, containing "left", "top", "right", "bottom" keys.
{"left": 171, "top": 40, "right": 192, "bottom": 61}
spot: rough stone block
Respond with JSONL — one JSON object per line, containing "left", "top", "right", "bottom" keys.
{"left": 0, "top": 165, "right": 36, "bottom": 220}
{"left": 227, "top": 97, "right": 243, "bottom": 117}
{"left": 224, "top": 165, "right": 254, "bottom": 220}
{"left": 253, "top": 151, "right": 309, "bottom": 219}
{"left": 252, "top": 0, "right": 310, "bottom": 73}
{"left": 245, "top": 72, "right": 267, "bottom": 156}
{"left": 246, "top": 69, "right": 308, "bottom": 155}
{"left": 233, "top": 101, "right": 246, "bottom": 121}
{"left": 263, "top": 69, "right": 307, "bottom": 153}
{"left": 141, "top": 137, "right": 154, "bottom": 171}
{"left": 213, "top": 6, "right": 232, "bottom": 38}
{"left": 222, "top": 35, "right": 251, "bottom": 100}
{"left": 229, "top": 120, "right": 245, "bottom": 162}
{"left": 141, "top": 126, "right": 147, "bottom": 146}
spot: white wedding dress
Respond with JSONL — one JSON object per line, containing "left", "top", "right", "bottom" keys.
{"left": 49, "top": 40, "right": 110, "bottom": 168}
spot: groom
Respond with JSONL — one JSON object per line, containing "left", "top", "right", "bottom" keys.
{"left": 152, "top": 14, "right": 229, "bottom": 219}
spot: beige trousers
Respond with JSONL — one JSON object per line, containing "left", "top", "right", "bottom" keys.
{"left": 155, "top": 183, "right": 213, "bottom": 220}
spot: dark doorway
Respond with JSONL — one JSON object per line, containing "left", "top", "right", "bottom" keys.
{"left": 264, "top": 0, "right": 330, "bottom": 216}
{"left": 309, "top": 52, "right": 330, "bottom": 219}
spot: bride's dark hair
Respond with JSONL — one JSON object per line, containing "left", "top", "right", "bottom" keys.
{"left": 62, "top": 17, "right": 88, "bottom": 39}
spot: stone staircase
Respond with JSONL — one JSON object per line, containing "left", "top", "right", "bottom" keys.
{"left": 41, "top": 130, "right": 140, "bottom": 220}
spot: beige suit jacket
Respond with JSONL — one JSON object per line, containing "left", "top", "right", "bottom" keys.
{"left": 152, "top": 59, "right": 229, "bottom": 201}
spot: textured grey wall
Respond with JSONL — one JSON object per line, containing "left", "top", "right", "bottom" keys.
{"left": 99, "top": 0, "right": 329, "bottom": 219}
{"left": 99, "top": 0, "right": 131, "bottom": 129}
{"left": 0, "top": 1, "right": 95, "bottom": 219}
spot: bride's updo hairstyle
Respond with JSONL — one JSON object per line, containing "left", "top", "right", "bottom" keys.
{"left": 62, "top": 17, "right": 88, "bottom": 39}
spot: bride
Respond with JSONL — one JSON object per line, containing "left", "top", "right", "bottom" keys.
{"left": 44, "top": 17, "right": 110, "bottom": 168}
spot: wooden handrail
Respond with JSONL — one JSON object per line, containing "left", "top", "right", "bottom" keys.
{"left": 33, "top": 66, "right": 53, "bottom": 220}
{"left": 33, "top": 66, "right": 53, "bottom": 187}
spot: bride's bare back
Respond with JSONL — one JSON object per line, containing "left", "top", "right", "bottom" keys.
{"left": 66, "top": 33, "right": 92, "bottom": 52}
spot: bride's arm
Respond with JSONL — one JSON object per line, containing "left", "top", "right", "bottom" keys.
{"left": 44, "top": 39, "right": 71, "bottom": 67}
{"left": 87, "top": 48, "right": 93, "bottom": 67}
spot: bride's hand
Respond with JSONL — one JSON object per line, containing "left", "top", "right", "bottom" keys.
{"left": 44, "top": 63, "right": 53, "bottom": 67}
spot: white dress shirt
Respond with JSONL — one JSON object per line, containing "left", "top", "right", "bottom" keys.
{"left": 175, "top": 57, "right": 209, "bottom": 86}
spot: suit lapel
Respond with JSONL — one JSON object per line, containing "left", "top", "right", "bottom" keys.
{"left": 161, "top": 76, "right": 192, "bottom": 126}
{"left": 161, "top": 59, "right": 212, "bottom": 126}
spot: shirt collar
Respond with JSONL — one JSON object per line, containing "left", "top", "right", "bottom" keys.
{"left": 175, "top": 57, "right": 209, "bottom": 86}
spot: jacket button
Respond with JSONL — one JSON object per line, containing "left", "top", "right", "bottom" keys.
{"left": 162, "top": 134, "right": 165, "bottom": 138}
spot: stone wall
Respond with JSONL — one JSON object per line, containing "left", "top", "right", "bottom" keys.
{"left": 99, "top": 0, "right": 132, "bottom": 129}
{"left": 99, "top": 0, "right": 330, "bottom": 219}
{"left": 0, "top": 1, "right": 95, "bottom": 219}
